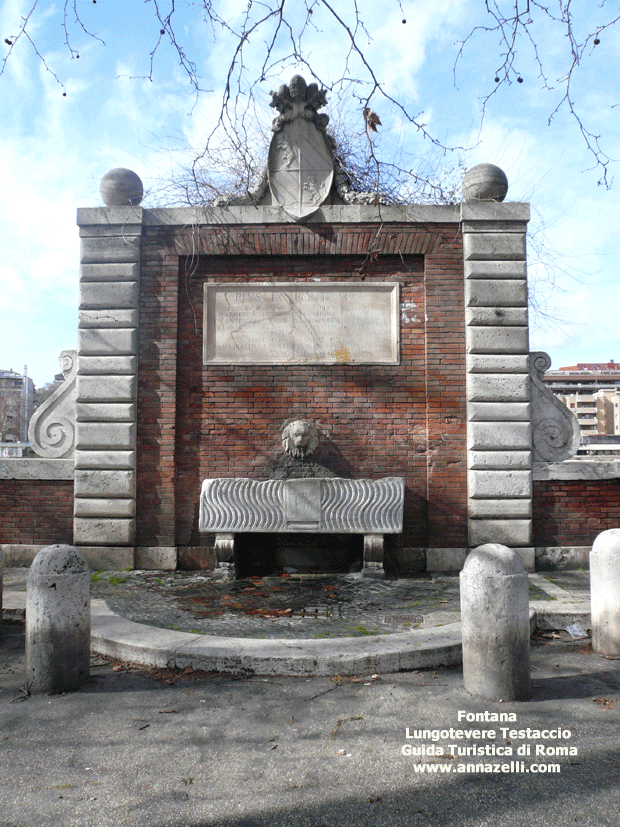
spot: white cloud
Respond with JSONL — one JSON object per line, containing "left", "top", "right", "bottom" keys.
{"left": 454, "top": 98, "right": 620, "bottom": 368}
{"left": 365, "top": 0, "right": 470, "bottom": 100}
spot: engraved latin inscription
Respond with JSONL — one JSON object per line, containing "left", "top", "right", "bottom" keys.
{"left": 203, "top": 282, "right": 399, "bottom": 364}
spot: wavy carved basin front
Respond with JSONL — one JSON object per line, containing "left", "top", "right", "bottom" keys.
{"left": 199, "top": 477, "right": 405, "bottom": 534}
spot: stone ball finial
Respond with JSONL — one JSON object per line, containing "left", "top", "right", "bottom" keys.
{"left": 100, "top": 168, "right": 144, "bottom": 206}
{"left": 462, "top": 163, "right": 508, "bottom": 203}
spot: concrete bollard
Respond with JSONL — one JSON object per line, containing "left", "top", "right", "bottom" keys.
{"left": 26, "top": 544, "right": 91, "bottom": 694}
{"left": 460, "top": 543, "right": 531, "bottom": 701}
{"left": 591, "top": 528, "right": 620, "bottom": 656}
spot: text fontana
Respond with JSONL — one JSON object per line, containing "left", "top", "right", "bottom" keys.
{"left": 457, "top": 711, "right": 517, "bottom": 722}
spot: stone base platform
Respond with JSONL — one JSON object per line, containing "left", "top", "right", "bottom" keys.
{"left": 1, "top": 544, "right": 593, "bottom": 573}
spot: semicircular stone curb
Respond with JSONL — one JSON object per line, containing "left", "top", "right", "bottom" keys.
{"left": 4, "top": 591, "right": 581, "bottom": 676}
{"left": 89, "top": 600, "right": 463, "bottom": 676}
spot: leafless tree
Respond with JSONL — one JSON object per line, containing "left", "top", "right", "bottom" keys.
{"left": 149, "top": 104, "right": 466, "bottom": 208}
{"left": 2, "top": 0, "right": 618, "bottom": 185}
{"left": 455, "top": 0, "right": 620, "bottom": 187}
{"left": 2, "top": 0, "right": 608, "bottom": 334}
{"left": 0, "top": 395, "right": 19, "bottom": 442}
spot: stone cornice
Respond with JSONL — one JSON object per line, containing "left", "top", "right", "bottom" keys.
{"left": 533, "top": 461, "right": 620, "bottom": 481}
{"left": 0, "top": 458, "right": 74, "bottom": 480}
{"left": 76, "top": 202, "right": 529, "bottom": 228}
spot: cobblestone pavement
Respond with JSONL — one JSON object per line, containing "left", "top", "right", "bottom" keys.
{"left": 90, "top": 569, "right": 551, "bottom": 639}
{"left": 90, "top": 571, "right": 457, "bottom": 638}
{"left": 3, "top": 567, "right": 555, "bottom": 640}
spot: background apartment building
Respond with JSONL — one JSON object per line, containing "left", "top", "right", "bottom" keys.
{"left": 0, "top": 367, "right": 34, "bottom": 447}
{"left": 543, "top": 361, "right": 620, "bottom": 456}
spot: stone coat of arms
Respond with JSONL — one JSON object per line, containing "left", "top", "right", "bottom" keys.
{"left": 267, "top": 75, "right": 334, "bottom": 221}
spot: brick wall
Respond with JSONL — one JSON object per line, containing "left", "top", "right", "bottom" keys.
{"left": 533, "top": 479, "right": 620, "bottom": 546}
{"left": 0, "top": 480, "right": 74, "bottom": 544}
{"left": 135, "top": 222, "right": 468, "bottom": 561}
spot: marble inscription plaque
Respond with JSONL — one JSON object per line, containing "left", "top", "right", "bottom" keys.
{"left": 203, "top": 282, "right": 399, "bottom": 364}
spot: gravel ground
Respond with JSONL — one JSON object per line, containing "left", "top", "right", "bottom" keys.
{"left": 1, "top": 616, "right": 619, "bottom": 827}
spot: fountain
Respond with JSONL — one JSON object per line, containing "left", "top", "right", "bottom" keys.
{"left": 200, "top": 420, "right": 404, "bottom": 579}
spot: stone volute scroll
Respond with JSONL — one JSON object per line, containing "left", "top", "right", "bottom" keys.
{"left": 28, "top": 350, "right": 77, "bottom": 459}
{"left": 530, "top": 351, "right": 581, "bottom": 463}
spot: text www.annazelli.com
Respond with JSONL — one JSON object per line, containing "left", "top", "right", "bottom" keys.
{"left": 412, "top": 762, "right": 561, "bottom": 774}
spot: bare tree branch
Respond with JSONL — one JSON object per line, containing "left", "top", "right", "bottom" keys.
{"left": 455, "top": 0, "right": 620, "bottom": 186}
{"left": 2, "top": 0, "right": 618, "bottom": 184}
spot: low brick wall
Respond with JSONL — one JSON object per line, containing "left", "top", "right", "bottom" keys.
{"left": 533, "top": 478, "right": 620, "bottom": 547}
{"left": 0, "top": 480, "right": 74, "bottom": 545}
{"left": 1, "top": 475, "right": 619, "bottom": 569}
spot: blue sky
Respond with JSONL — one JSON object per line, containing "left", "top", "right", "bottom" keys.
{"left": 1, "top": 0, "right": 619, "bottom": 386}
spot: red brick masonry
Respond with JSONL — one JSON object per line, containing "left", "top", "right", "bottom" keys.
{"left": 4, "top": 219, "right": 617, "bottom": 564}
{"left": 135, "top": 222, "right": 469, "bottom": 565}
{"left": 0, "top": 480, "right": 74, "bottom": 545}
{"left": 2, "top": 478, "right": 618, "bottom": 559}
{"left": 533, "top": 479, "right": 620, "bottom": 547}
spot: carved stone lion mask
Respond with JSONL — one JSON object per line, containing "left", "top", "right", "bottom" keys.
{"left": 281, "top": 419, "right": 319, "bottom": 459}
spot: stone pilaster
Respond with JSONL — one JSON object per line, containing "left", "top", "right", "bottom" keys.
{"left": 73, "top": 207, "right": 143, "bottom": 546}
{"left": 462, "top": 202, "right": 532, "bottom": 548}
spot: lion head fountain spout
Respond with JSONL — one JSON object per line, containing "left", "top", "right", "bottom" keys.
{"left": 281, "top": 419, "right": 319, "bottom": 461}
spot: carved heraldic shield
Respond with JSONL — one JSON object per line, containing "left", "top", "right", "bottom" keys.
{"left": 267, "top": 75, "right": 334, "bottom": 220}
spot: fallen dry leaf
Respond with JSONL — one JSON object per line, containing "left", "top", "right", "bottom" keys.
{"left": 593, "top": 697, "right": 614, "bottom": 709}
